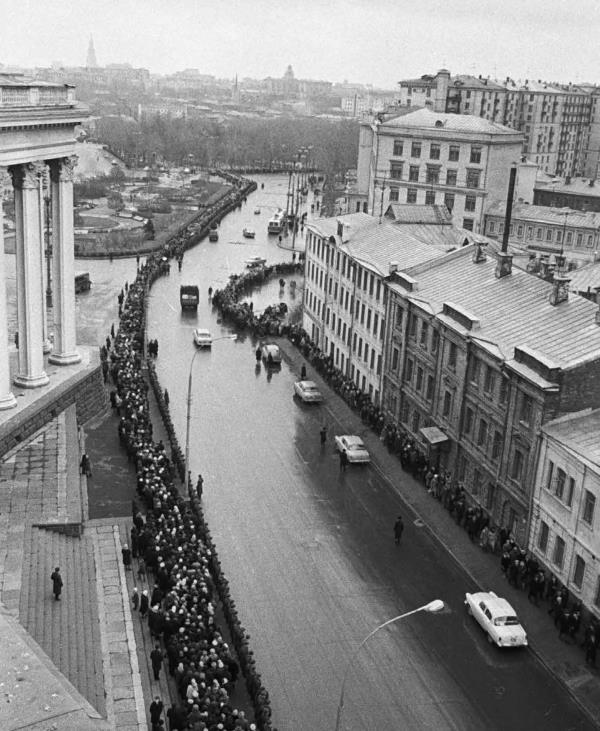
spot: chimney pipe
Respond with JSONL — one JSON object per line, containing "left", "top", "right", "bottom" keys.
{"left": 501, "top": 163, "right": 517, "bottom": 253}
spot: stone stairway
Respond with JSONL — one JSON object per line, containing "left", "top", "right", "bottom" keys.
{"left": 19, "top": 525, "right": 106, "bottom": 717}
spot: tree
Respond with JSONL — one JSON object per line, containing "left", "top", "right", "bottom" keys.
{"left": 143, "top": 218, "right": 155, "bottom": 240}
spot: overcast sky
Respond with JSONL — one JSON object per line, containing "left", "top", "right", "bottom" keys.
{"left": 1, "top": 0, "right": 598, "bottom": 88}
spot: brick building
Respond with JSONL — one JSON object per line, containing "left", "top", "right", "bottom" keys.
{"left": 382, "top": 247, "right": 600, "bottom": 544}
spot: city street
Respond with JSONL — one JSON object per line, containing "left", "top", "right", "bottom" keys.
{"left": 140, "top": 176, "right": 595, "bottom": 730}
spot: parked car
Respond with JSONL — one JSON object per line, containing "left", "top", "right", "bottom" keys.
{"left": 246, "top": 256, "right": 267, "bottom": 269}
{"left": 193, "top": 328, "right": 212, "bottom": 348}
{"left": 261, "top": 343, "right": 282, "bottom": 365}
{"left": 293, "top": 380, "right": 323, "bottom": 403}
{"left": 243, "top": 228, "right": 256, "bottom": 238}
{"left": 464, "top": 591, "right": 528, "bottom": 648}
{"left": 334, "top": 435, "right": 370, "bottom": 463}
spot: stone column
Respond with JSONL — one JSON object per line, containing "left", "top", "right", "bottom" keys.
{"left": 0, "top": 170, "right": 17, "bottom": 409}
{"left": 37, "top": 169, "right": 52, "bottom": 354}
{"left": 48, "top": 156, "right": 80, "bottom": 365}
{"left": 9, "top": 163, "right": 49, "bottom": 388}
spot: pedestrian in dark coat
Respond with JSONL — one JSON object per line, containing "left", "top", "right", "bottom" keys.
{"left": 320, "top": 425, "right": 327, "bottom": 445}
{"left": 131, "top": 587, "right": 139, "bottom": 611}
{"left": 150, "top": 645, "right": 163, "bottom": 680}
{"left": 122, "top": 544, "right": 132, "bottom": 570}
{"left": 394, "top": 516, "right": 404, "bottom": 545}
{"left": 149, "top": 696, "right": 164, "bottom": 727}
{"left": 51, "top": 567, "right": 63, "bottom": 600}
{"left": 139, "top": 589, "right": 149, "bottom": 617}
{"left": 339, "top": 449, "right": 349, "bottom": 471}
{"left": 80, "top": 453, "right": 92, "bottom": 477}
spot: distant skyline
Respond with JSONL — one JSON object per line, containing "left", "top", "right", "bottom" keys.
{"left": 1, "top": 0, "right": 599, "bottom": 88}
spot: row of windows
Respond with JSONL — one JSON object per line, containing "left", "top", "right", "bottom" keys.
{"left": 392, "top": 139, "right": 482, "bottom": 164}
{"left": 537, "top": 525, "right": 589, "bottom": 593}
{"left": 463, "top": 407, "right": 504, "bottom": 461}
{"left": 544, "top": 461, "right": 596, "bottom": 524}
{"left": 388, "top": 163, "right": 482, "bottom": 189}
{"left": 487, "top": 219, "right": 596, "bottom": 248}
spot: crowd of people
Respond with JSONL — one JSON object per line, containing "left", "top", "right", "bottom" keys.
{"left": 101, "top": 175, "right": 273, "bottom": 729}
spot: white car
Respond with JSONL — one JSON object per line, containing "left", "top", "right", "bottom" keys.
{"left": 261, "top": 343, "right": 282, "bottom": 365}
{"left": 193, "top": 328, "right": 212, "bottom": 348}
{"left": 464, "top": 591, "right": 528, "bottom": 648}
{"left": 246, "top": 255, "right": 267, "bottom": 268}
{"left": 293, "top": 380, "right": 323, "bottom": 403}
{"left": 334, "top": 435, "right": 371, "bottom": 464}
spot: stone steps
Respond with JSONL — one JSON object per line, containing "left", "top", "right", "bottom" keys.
{"left": 19, "top": 525, "right": 106, "bottom": 718}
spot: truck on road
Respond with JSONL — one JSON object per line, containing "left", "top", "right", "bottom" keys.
{"left": 180, "top": 285, "right": 200, "bottom": 311}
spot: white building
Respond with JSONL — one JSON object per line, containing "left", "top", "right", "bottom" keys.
{"left": 357, "top": 108, "right": 524, "bottom": 233}
{"left": 530, "top": 409, "right": 600, "bottom": 615}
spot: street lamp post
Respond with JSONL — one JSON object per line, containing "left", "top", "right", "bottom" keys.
{"left": 334, "top": 599, "right": 445, "bottom": 731}
{"left": 183, "top": 335, "right": 237, "bottom": 492}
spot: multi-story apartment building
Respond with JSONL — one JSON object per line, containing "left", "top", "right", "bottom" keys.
{"left": 484, "top": 202, "right": 600, "bottom": 265}
{"left": 302, "top": 212, "right": 460, "bottom": 405}
{"left": 530, "top": 409, "right": 600, "bottom": 617}
{"left": 382, "top": 247, "right": 600, "bottom": 544}
{"left": 397, "top": 69, "right": 595, "bottom": 179}
{"left": 357, "top": 107, "right": 523, "bottom": 232}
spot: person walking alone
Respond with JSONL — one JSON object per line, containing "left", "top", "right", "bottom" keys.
{"left": 394, "top": 516, "right": 404, "bottom": 545}
{"left": 150, "top": 645, "right": 164, "bottom": 681}
{"left": 51, "top": 567, "right": 63, "bottom": 601}
{"left": 149, "top": 696, "right": 164, "bottom": 730}
{"left": 80, "top": 453, "right": 92, "bottom": 478}
{"left": 320, "top": 425, "right": 327, "bottom": 446}
{"left": 339, "top": 449, "right": 349, "bottom": 471}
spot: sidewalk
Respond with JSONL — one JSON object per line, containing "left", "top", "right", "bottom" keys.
{"left": 278, "top": 337, "right": 600, "bottom": 725}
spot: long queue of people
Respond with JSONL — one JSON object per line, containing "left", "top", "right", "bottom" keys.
{"left": 102, "top": 195, "right": 274, "bottom": 728}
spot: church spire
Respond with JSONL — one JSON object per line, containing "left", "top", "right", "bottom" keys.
{"left": 86, "top": 36, "right": 98, "bottom": 68}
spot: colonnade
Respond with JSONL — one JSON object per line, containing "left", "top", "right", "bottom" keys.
{"left": 0, "top": 156, "right": 80, "bottom": 410}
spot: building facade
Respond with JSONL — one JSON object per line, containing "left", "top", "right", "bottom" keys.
{"left": 484, "top": 202, "right": 600, "bottom": 265}
{"left": 357, "top": 108, "right": 523, "bottom": 233}
{"left": 530, "top": 410, "right": 600, "bottom": 618}
{"left": 382, "top": 247, "right": 600, "bottom": 544}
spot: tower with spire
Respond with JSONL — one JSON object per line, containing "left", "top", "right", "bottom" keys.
{"left": 86, "top": 36, "right": 98, "bottom": 68}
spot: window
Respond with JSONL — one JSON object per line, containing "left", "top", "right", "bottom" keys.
{"left": 393, "top": 139, "right": 404, "bottom": 156}
{"left": 373, "top": 313, "right": 378, "bottom": 334}
{"left": 426, "top": 375, "right": 434, "bottom": 400}
{"left": 553, "top": 536, "right": 565, "bottom": 569}
{"left": 463, "top": 218, "right": 474, "bottom": 231}
{"left": 431, "top": 329, "right": 439, "bottom": 353}
{"left": 448, "top": 145, "right": 460, "bottom": 161}
{"left": 492, "top": 430, "right": 502, "bottom": 460}
{"left": 470, "top": 146, "right": 482, "bottom": 163}
{"left": 566, "top": 478, "right": 575, "bottom": 507}
{"left": 425, "top": 190, "right": 436, "bottom": 204}
{"left": 444, "top": 193, "right": 455, "bottom": 211}
{"left": 366, "top": 308, "right": 372, "bottom": 329}
{"left": 583, "top": 490, "right": 596, "bottom": 525}
{"left": 517, "top": 225, "right": 524, "bottom": 237}
{"left": 420, "top": 321, "right": 428, "bottom": 347}
{"left": 499, "top": 378, "right": 508, "bottom": 405}
{"left": 446, "top": 169, "right": 457, "bottom": 186}
{"left": 409, "top": 165, "right": 420, "bottom": 182}
{"left": 573, "top": 555, "right": 586, "bottom": 589}
{"left": 389, "top": 188, "right": 399, "bottom": 202}
{"left": 465, "top": 195, "right": 477, "bottom": 212}
{"left": 411, "top": 141, "right": 421, "bottom": 158}
{"left": 464, "top": 407, "right": 474, "bottom": 434}
{"left": 416, "top": 367, "right": 423, "bottom": 391}
{"left": 430, "top": 143, "right": 441, "bottom": 160}
{"left": 511, "top": 448, "right": 524, "bottom": 481}
{"left": 391, "top": 346, "right": 399, "bottom": 371}
{"left": 546, "top": 229, "right": 553, "bottom": 242}
{"left": 520, "top": 394, "right": 533, "bottom": 425}
{"left": 469, "top": 358, "right": 480, "bottom": 384}
{"left": 406, "top": 358, "right": 414, "bottom": 382}
{"left": 448, "top": 342, "right": 457, "bottom": 368}
{"left": 390, "top": 162, "right": 403, "bottom": 180}
{"left": 409, "top": 314, "right": 418, "bottom": 338}
{"left": 555, "top": 468, "right": 566, "bottom": 500}
{"left": 484, "top": 366, "right": 495, "bottom": 394}
{"left": 406, "top": 188, "right": 417, "bottom": 203}
{"left": 412, "top": 410, "right": 420, "bottom": 432}
{"left": 546, "top": 460, "right": 555, "bottom": 490}
{"left": 536, "top": 228, "right": 543, "bottom": 240}
{"left": 488, "top": 221, "right": 496, "bottom": 233}
{"left": 442, "top": 390, "right": 452, "bottom": 417}
{"left": 577, "top": 233, "right": 583, "bottom": 247}
{"left": 466, "top": 169, "right": 481, "bottom": 188}
{"left": 477, "top": 419, "right": 488, "bottom": 447}
{"left": 426, "top": 166, "right": 440, "bottom": 184}
{"left": 538, "top": 521, "right": 549, "bottom": 553}
{"left": 486, "top": 483, "right": 496, "bottom": 511}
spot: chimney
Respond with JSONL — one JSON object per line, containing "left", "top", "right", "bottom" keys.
{"left": 471, "top": 240, "right": 487, "bottom": 263}
{"left": 565, "top": 175, "right": 571, "bottom": 185}
{"left": 590, "top": 180, "right": 595, "bottom": 187}
{"left": 337, "top": 220, "right": 344, "bottom": 237}
{"left": 389, "top": 261, "right": 399, "bottom": 274}
{"left": 549, "top": 273, "right": 571, "bottom": 306}
{"left": 495, "top": 163, "right": 517, "bottom": 279}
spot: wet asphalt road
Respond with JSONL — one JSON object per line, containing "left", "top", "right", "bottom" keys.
{"left": 6, "top": 174, "right": 594, "bottom": 730}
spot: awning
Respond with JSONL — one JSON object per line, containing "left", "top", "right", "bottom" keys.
{"left": 419, "top": 426, "right": 449, "bottom": 446}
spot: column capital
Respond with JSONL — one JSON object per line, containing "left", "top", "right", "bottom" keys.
{"left": 49, "top": 155, "right": 78, "bottom": 183}
{"left": 9, "top": 162, "right": 45, "bottom": 190}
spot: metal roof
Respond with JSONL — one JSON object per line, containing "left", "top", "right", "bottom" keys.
{"left": 382, "top": 108, "right": 519, "bottom": 135}
{"left": 535, "top": 177, "right": 600, "bottom": 199}
{"left": 385, "top": 204, "right": 453, "bottom": 225}
{"left": 485, "top": 202, "right": 600, "bottom": 229}
{"left": 543, "top": 409, "right": 600, "bottom": 470}
{"left": 389, "top": 245, "right": 600, "bottom": 369}
{"left": 568, "top": 262, "right": 600, "bottom": 295}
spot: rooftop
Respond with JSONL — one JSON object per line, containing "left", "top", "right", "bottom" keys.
{"left": 535, "top": 177, "right": 600, "bottom": 199}
{"left": 306, "top": 213, "right": 451, "bottom": 277}
{"left": 544, "top": 409, "right": 600, "bottom": 470}
{"left": 388, "top": 245, "right": 600, "bottom": 369}
{"left": 385, "top": 204, "right": 453, "bottom": 225}
{"left": 381, "top": 108, "right": 520, "bottom": 136}
{"left": 568, "top": 261, "right": 600, "bottom": 295}
{"left": 485, "top": 202, "right": 600, "bottom": 229}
